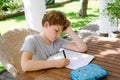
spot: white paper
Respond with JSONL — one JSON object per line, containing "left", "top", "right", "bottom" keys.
{"left": 48, "top": 49, "right": 95, "bottom": 69}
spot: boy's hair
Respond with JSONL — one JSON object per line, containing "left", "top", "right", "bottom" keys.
{"left": 42, "top": 10, "right": 70, "bottom": 31}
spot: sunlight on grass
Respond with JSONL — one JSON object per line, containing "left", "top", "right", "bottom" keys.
{"left": 0, "top": 62, "right": 5, "bottom": 71}
{"left": 0, "top": 0, "right": 99, "bottom": 34}
{"left": 47, "top": 0, "right": 99, "bottom": 31}
{"left": 0, "top": 15, "right": 26, "bottom": 34}
{"left": 0, "top": 20, "right": 25, "bottom": 34}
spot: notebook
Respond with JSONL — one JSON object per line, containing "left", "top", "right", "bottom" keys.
{"left": 48, "top": 49, "right": 95, "bottom": 69}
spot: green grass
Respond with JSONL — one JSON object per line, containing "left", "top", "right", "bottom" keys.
{"left": 0, "top": 63, "right": 5, "bottom": 71}
{"left": 0, "top": 0, "right": 99, "bottom": 35}
{"left": 0, "top": 15, "right": 26, "bottom": 35}
{"left": 47, "top": 0, "right": 99, "bottom": 31}
{"left": 47, "top": 0, "right": 99, "bottom": 36}
{"left": 0, "top": 0, "right": 99, "bottom": 70}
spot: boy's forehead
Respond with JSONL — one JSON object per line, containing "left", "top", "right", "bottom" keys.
{"left": 54, "top": 25, "right": 63, "bottom": 31}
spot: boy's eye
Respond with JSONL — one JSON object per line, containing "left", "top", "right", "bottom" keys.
{"left": 55, "top": 29, "right": 59, "bottom": 32}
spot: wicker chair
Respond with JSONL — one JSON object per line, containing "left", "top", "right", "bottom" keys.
{"left": 0, "top": 28, "right": 39, "bottom": 77}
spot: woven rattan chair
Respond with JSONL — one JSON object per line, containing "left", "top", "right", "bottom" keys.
{"left": 0, "top": 28, "right": 39, "bottom": 77}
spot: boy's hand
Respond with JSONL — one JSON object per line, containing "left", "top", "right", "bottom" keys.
{"left": 64, "top": 27, "right": 73, "bottom": 35}
{"left": 55, "top": 58, "right": 70, "bottom": 68}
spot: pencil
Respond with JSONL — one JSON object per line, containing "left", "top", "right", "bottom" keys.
{"left": 63, "top": 50, "right": 66, "bottom": 58}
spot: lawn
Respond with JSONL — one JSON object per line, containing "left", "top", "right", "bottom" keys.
{"left": 47, "top": 0, "right": 99, "bottom": 30}
{"left": 0, "top": 0, "right": 99, "bottom": 34}
{"left": 0, "top": 63, "right": 5, "bottom": 71}
{"left": 0, "top": 0, "right": 99, "bottom": 70}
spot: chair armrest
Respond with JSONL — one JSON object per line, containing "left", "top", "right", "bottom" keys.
{"left": 0, "top": 55, "right": 19, "bottom": 77}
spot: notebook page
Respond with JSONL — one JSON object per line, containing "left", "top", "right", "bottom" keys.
{"left": 48, "top": 49, "right": 95, "bottom": 69}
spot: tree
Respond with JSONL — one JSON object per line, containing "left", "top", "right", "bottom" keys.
{"left": 79, "top": 0, "right": 88, "bottom": 17}
{"left": 45, "top": 0, "right": 55, "bottom": 5}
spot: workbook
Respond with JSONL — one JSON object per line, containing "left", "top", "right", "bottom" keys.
{"left": 48, "top": 49, "right": 95, "bottom": 69}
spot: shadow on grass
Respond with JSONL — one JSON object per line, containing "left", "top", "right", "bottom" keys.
{"left": 4, "top": 15, "right": 25, "bottom": 22}
{"left": 65, "top": 12, "right": 76, "bottom": 19}
{"left": 47, "top": 0, "right": 80, "bottom": 9}
{"left": 88, "top": 14, "right": 98, "bottom": 17}
{"left": 4, "top": 11, "right": 98, "bottom": 30}
{"left": 66, "top": 11, "right": 98, "bottom": 29}
{"left": 71, "top": 20, "right": 91, "bottom": 29}
{"left": 49, "top": 3, "right": 65, "bottom": 8}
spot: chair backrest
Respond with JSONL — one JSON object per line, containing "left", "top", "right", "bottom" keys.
{"left": 0, "top": 28, "right": 39, "bottom": 77}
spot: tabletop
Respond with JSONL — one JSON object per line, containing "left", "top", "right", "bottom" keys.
{"left": 14, "top": 36, "right": 120, "bottom": 80}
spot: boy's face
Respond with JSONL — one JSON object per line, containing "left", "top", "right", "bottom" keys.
{"left": 44, "top": 22, "right": 63, "bottom": 42}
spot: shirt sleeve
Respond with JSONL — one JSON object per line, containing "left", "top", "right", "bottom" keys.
{"left": 20, "top": 35, "right": 36, "bottom": 54}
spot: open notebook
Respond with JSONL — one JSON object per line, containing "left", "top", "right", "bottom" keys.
{"left": 48, "top": 49, "right": 95, "bottom": 69}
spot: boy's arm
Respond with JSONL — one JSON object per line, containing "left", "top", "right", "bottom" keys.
{"left": 64, "top": 27, "right": 87, "bottom": 52}
{"left": 21, "top": 51, "right": 69, "bottom": 72}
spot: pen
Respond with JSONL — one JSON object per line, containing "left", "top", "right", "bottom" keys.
{"left": 63, "top": 50, "right": 67, "bottom": 58}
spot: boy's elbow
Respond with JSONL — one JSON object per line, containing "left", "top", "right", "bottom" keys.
{"left": 84, "top": 45, "right": 88, "bottom": 51}
{"left": 79, "top": 46, "right": 88, "bottom": 52}
{"left": 83, "top": 45, "right": 88, "bottom": 52}
{"left": 21, "top": 62, "right": 31, "bottom": 72}
{"left": 21, "top": 64, "right": 29, "bottom": 72}
{"left": 82, "top": 47, "right": 87, "bottom": 52}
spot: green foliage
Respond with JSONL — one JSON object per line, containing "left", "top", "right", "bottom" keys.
{"left": 0, "top": 0, "right": 22, "bottom": 12}
{"left": 7, "top": 1, "right": 19, "bottom": 11}
{"left": 105, "top": 0, "right": 120, "bottom": 24}
{"left": 46, "top": 0, "right": 55, "bottom": 5}
{"left": 0, "top": 63, "right": 5, "bottom": 71}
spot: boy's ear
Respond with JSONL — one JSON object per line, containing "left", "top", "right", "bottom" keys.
{"left": 44, "top": 21, "right": 50, "bottom": 28}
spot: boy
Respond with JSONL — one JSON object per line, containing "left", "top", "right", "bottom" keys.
{"left": 20, "top": 10, "right": 87, "bottom": 72}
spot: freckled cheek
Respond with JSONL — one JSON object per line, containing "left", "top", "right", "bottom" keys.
{"left": 48, "top": 32, "right": 56, "bottom": 40}
{"left": 53, "top": 33, "right": 57, "bottom": 39}
{"left": 52, "top": 33, "right": 59, "bottom": 41}
{"left": 57, "top": 33, "right": 60, "bottom": 37}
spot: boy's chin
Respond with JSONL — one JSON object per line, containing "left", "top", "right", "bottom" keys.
{"left": 51, "top": 38, "right": 57, "bottom": 42}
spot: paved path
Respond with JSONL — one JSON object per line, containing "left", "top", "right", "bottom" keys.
{"left": 0, "top": 19, "right": 99, "bottom": 80}
{"left": 78, "top": 19, "right": 99, "bottom": 39}
{"left": 0, "top": 70, "right": 13, "bottom": 80}
{"left": 64, "top": 19, "right": 99, "bottom": 40}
